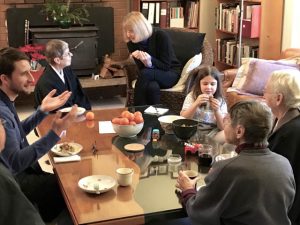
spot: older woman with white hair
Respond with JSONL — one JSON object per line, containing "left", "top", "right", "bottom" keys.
{"left": 264, "top": 69, "right": 300, "bottom": 225}
{"left": 122, "top": 11, "right": 181, "bottom": 105}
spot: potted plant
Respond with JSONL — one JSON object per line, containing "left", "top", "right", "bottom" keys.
{"left": 41, "top": 0, "right": 89, "bottom": 29}
{"left": 19, "top": 44, "right": 47, "bottom": 84}
{"left": 19, "top": 44, "right": 46, "bottom": 70}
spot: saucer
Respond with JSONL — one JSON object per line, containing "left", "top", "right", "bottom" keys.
{"left": 78, "top": 175, "right": 116, "bottom": 194}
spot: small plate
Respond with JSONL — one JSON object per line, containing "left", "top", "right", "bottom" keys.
{"left": 215, "top": 152, "right": 237, "bottom": 162}
{"left": 78, "top": 175, "right": 116, "bottom": 194}
{"left": 59, "top": 107, "right": 86, "bottom": 116}
{"left": 51, "top": 142, "right": 83, "bottom": 157}
{"left": 124, "top": 143, "right": 145, "bottom": 152}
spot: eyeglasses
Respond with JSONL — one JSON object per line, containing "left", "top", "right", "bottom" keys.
{"left": 62, "top": 51, "right": 72, "bottom": 58}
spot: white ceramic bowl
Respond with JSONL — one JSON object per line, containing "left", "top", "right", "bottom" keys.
{"left": 112, "top": 122, "right": 144, "bottom": 138}
{"left": 158, "top": 115, "right": 184, "bottom": 134}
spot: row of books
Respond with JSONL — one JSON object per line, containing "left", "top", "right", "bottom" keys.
{"left": 215, "top": 2, "right": 240, "bottom": 33}
{"left": 140, "top": 1, "right": 199, "bottom": 29}
{"left": 185, "top": 1, "right": 199, "bottom": 28}
{"left": 216, "top": 38, "right": 259, "bottom": 66}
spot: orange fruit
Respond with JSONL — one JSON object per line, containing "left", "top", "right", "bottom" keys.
{"left": 112, "top": 118, "right": 121, "bottom": 124}
{"left": 121, "top": 110, "right": 131, "bottom": 118}
{"left": 129, "top": 121, "right": 136, "bottom": 125}
{"left": 86, "top": 120, "right": 95, "bottom": 128}
{"left": 134, "top": 115, "right": 144, "bottom": 124}
{"left": 134, "top": 111, "right": 142, "bottom": 117}
{"left": 85, "top": 112, "right": 95, "bottom": 121}
{"left": 119, "top": 118, "right": 130, "bottom": 125}
{"left": 124, "top": 112, "right": 135, "bottom": 121}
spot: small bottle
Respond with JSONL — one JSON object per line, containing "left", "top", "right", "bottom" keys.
{"left": 152, "top": 129, "right": 160, "bottom": 141}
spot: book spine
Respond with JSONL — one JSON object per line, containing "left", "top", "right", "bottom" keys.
{"left": 160, "top": 2, "right": 168, "bottom": 28}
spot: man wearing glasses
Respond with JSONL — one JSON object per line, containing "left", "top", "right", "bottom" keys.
{"left": 0, "top": 47, "right": 77, "bottom": 223}
{"left": 34, "top": 39, "right": 91, "bottom": 111}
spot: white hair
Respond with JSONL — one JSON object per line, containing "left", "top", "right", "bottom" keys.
{"left": 269, "top": 69, "right": 300, "bottom": 108}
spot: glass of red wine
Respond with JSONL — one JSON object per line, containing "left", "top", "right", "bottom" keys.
{"left": 198, "top": 144, "right": 213, "bottom": 167}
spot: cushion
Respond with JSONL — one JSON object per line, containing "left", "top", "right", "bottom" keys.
{"left": 240, "top": 60, "right": 299, "bottom": 95}
{"left": 173, "top": 53, "right": 202, "bottom": 88}
{"left": 163, "top": 29, "right": 205, "bottom": 67}
{"left": 232, "top": 58, "right": 252, "bottom": 89}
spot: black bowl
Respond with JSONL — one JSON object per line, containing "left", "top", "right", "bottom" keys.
{"left": 172, "top": 119, "right": 198, "bottom": 141}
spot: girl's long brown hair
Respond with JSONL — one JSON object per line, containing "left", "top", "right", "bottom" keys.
{"left": 190, "top": 65, "right": 223, "bottom": 101}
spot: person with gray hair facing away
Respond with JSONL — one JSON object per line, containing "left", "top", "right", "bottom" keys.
{"left": 265, "top": 69, "right": 300, "bottom": 225}
{"left": 34, "top": 39, "right": 91, "bottom": 111}
{"left": 176, "top": 100, "right": 295, "bottom": 225}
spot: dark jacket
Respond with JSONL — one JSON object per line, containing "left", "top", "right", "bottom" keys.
{"left": 269, "top": 109, "right": 300, "bottom": 225}
{"left": 34, "top": 65, "right": 91, "bottom": 111}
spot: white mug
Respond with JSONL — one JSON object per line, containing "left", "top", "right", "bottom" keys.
{"left": 116, "top": 168, "right": 134, "bottom": 186}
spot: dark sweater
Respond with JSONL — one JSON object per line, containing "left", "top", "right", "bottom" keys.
{"left": 0, "top": 163, "right": 45, "bottom": 225}
{"left": 127, "top": 28, "right": 181, "bottom": 73}
{"left": 181, "top": 148, "right": 295, "bottom": 225}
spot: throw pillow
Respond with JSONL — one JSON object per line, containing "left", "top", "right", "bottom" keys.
{"left": 173, "top": 53, "right": 202, "bottom": 88}
{"left": 241, "top": 60, "right": 299, "bottom": 95}
{"left": 232, "top": 58, "right": 252, "bottom": 89}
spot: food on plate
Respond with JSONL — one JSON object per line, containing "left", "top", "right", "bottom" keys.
{"left": 112, "top": 110, "right": 144, "bottom": 125}
{"left": 85, "top": 111, "right": 95, "bottom": 121}
{"left": 58, "top": 143, "right": 76, "bottom": 154}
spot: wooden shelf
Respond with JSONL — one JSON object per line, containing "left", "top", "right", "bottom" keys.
{"left": 131, "top": 0, "right": 200, "bottom": 30}
{"left": 215, "top": 0, "right": 284, "bottom": 71}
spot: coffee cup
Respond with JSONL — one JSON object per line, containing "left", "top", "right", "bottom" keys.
{"left": 116, "top": 168, "right": 134, "bottom": 186}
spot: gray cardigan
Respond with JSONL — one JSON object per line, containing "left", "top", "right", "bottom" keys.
{"left": 182, "top": 148, "right": 295, "bottom": 225}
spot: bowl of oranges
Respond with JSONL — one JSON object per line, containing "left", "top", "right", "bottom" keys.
{"left": 111, "top": 110, "right": 144, "bottom": 138}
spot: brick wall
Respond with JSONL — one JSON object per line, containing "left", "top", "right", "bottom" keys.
{"left": 0, "top": 0, "right": 130, "bottom": 60}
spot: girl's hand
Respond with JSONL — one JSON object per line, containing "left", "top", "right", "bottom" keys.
{"left": 210, "top": 97, "right": 221, "bottom": 112}
{"left": 195, "top": 94, "right": 210, "bottom": 106}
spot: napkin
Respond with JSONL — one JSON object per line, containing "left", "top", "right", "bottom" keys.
{"left": 144, "top": 106, "right": 169, "bottom": 116}
{"left": 99, "top": 121, "right": 116, "bottom": 134}
{"left": 53, "top": 155, "right": 81, "bottom": 164}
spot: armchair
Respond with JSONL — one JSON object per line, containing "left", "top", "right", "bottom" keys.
{"left": 222, "top": 48, "right": 300, "bottom": 109}
{"left": 122, "top": 28, "right": 213, "bottom": 114}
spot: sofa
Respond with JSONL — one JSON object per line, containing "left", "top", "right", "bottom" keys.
{"left": 121, "top": 28, "right": 213, "bottom": 114}
{"left": 222, "top": 48, "right": 300, "bottom": 109}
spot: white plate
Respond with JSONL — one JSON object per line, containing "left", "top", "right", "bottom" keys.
{"left": 215, "top": 152, "right": 237, "bottom": 162}
{"left": 59, "top": 107, "right": 86, "bottom": 116}
{"left": 78, "top": 175, "right": 116, "bottom": 194}
{"left": 51, "top": 142, "right": 83, "bottom": 157}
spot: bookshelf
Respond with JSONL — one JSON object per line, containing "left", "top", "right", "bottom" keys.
{"left": 130, "top": 0, "right": 200, "bottom": 30}
{"left": 215, "top": 0, "right": 284, "bottom": 71}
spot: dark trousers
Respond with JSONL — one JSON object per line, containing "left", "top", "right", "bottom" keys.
{"left": 134, "top": 68, "right": 179, "bottom": 106}
{"left": 15, "top": 164, "right": 65, "bottom": 223}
